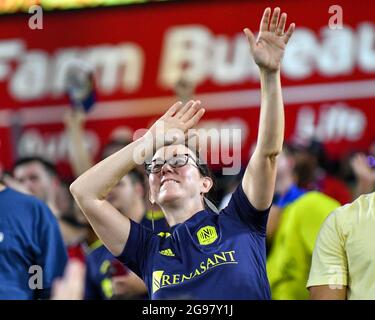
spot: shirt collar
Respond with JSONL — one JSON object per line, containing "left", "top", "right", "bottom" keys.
{"left": 170, "top": 209, "right": 211, "bottom": 233}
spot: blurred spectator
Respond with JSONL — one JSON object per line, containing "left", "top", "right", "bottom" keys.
{"left": 13, "top": 156, "right": 61, "bottom": 216}
{"left": 0, "top": 165, "right": 67, "bottom": 299}
{"left": 56, "top": 181, "right": 77, "bottom": 218}
{"left": 267, "top": 147, "right": 306, "bottom": 244}
{"left": 267, "top": 191, "right": 340, "bottom": 299}
{"left": 308, "top": 192, "right": 375, "bottom": 299}
{"left": 350, "top": 153, "right": 375, "bottom": 199}
{"left": 12, "top": 156, "right": 87, "bottom": 254}
{"left": 288, "top": 138, "right": 351, "bottom": 205}
{"left": 332, "top": 138, "right": 375, "bottom": 200}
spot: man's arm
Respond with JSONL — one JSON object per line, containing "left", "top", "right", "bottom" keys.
{"left": 242, "top": 7, "right": 295, "bottom": 210}
{"left": 64, "top": 109, "right": 94, "bottom": 177}
{"left": 310, "top": 285, "right": 347, "bottom": 300}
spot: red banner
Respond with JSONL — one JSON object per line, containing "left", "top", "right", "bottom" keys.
{"left": 0, "top": 0, "right": 374, "bottom": 176}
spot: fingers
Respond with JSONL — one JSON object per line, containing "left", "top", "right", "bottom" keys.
{"left": 283, "top": 22, "right": 295, "bottom": 44}
{"left": 161, "top": 100, "right": 204, "bottom": 138}
{"left": 269, "top": 7, "right": 280, "bottom": 32}
{"left": 259, "top": 7, "right": 271, "bottom": 32}
{"left": 185, "top": 108, "right": 205, "bottom": 128}
{"left": 243, "top": 28, "right": 256, "bottom": 52}
{"left": 257, "top": 7, "right": 295, "bottom": 43}
{"left": 175, "top": 100, "right": 195, "bottom": 118}
{"left": 277, "top": 13, "right": 287, "bottom": 36}
{"left": 165, "top": 101, "right": 183, "bottom": 117}
{"left": 180, "top": 100, "right": 201, "bottom": 122}
{"left": 168, "top": 100, "right": 204, "bottom": 127}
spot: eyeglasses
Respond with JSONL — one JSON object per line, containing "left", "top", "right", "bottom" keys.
{"left": 145, "top": 154, "right": 201, "bottom": 174}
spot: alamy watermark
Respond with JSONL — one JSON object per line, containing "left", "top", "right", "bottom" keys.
{"left": 28, "top": 5, "right": 43, "bottom": 30}
{"left": 133, "top": 123, "right": 243, "bottom": 176}
{"left": 28, "top": 265, "right": 43, "bottom": 290}
{"left": 328, "top": 5, "right": 343, "bottom": 30}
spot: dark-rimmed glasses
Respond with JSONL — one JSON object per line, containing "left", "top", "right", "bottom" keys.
{"left": 145, "top": 154, "right": 201, "bottom": 174}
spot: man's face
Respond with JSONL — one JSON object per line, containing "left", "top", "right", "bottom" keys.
{"left": 14, "top": 162, "right": 54, "bottom": 201}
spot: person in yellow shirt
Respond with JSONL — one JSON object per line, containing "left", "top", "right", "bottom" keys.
{"left": 307, "top": 192, "right": 375, "bottom": 299}
{"left": 267, "top": 191, "right": 340, "bottom": 299}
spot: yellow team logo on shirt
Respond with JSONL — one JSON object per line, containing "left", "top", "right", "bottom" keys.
{"left": 159, "top": 248, "right": 175, "bottom": 257}
{"left": 151, "top": 250, "right": 237, "bottom": 294}
{"left": 152, "top": 270, "right": 164, "bottom": 294}
{"left": 197, "top": 226, "right": 218, "bottom": 245}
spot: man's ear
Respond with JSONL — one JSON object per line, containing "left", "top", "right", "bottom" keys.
{"left": 201, "top": 176, "right": 213, "bottom": 194}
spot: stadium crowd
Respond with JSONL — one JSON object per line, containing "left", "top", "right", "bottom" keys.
{"left": 1, "top": 6, "right": 375, "bottom": 300}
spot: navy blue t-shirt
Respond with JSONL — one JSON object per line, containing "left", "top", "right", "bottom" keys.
{"left": 0, "top": 188, "right": 68, "bottom": 299}
{"left": 85, "top": 213, "right": 168, "bottom": 300}
{"left": 117, "top": 183, "right": 271, "bottom": 300}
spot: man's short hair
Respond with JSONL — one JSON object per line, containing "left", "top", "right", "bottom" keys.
{"left": 13, "top": 156, "right": 57, "bottom": 177}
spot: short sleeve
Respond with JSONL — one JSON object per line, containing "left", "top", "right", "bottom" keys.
{"left": 116, "top": 219, "right": 155, "bottom": 279}
{"left": 307, "top": 210, "right": 348, "bottom": 288}
{"left": 222, "top": 183, "right": 270, "bottom": 235}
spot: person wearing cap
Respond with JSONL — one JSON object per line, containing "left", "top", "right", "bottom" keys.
{"left": 70, "top": 7, "right": 295, "bottom": 299}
